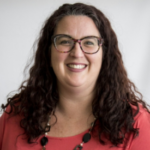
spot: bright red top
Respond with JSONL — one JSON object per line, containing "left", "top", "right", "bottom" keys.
{"left": 0, "top": 104, "right": 150, "bottom": 150}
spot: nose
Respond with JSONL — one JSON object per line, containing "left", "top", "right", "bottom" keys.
{"left": 69, "top": 41, "right": 84, "bottom": 58}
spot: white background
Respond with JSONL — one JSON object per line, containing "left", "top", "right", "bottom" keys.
{"left": 0, "top": 0, "right": 150, "bottom": 108}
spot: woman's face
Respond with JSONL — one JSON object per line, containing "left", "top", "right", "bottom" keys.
{"left": 51, "top": 15, "right": 103, "bottom": 91}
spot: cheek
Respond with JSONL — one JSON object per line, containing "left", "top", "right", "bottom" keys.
{"left": 88, "top": 49, "right": 103, "bottom": 69}
{"left": 51, "top": 48, "right": 67, "bottom": 68}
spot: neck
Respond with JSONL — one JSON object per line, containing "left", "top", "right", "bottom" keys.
{"left": 55, "top": 84, "right": 95, "bottom": 123}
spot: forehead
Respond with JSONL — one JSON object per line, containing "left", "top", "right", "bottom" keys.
{"left": 54, "top": 15, "right": 100, "bottom": 38}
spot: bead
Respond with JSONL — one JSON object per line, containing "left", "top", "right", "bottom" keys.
{"left": 91, "top": 122, "right": 94, "bottom": 127}
{"left": 48, "top": 116, "right": 51, "bottom": 122}
{"left": 41, "top": 137, "right": 48, "bottom": 146}
{"left": 80, "top": 142, "right": 84, "bottom": 146}
{"left": 42, "top": 146, "right": 46, "bottom": 150}
{"left": 74, "top": 145, "right": 83, "bottom": 150}
{"left": 82, "top": 133, "right": 91, "bottom": 143}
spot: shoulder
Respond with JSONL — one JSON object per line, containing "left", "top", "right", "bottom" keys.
{"left": 0, "top": 105, "right": 12, "bottom": 125}
{"left": 127, "top": 103, "right": 150, "bottom": 150}
{"left": 131, "top": 103, "right": 150, "bottom": 128}
{"left": 0, "top": 105, "right": 23, "bottom": 150}
{"left": 0, "top": 105, "right": 22, "bottom": 133}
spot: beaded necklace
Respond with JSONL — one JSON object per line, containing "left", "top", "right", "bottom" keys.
{"left": 40, "top": 116, "right": 96, "bottom": 150}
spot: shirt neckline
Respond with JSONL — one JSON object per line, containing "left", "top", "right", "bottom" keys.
{"left": 45, "top": 128, "right": 89, "bottom": 140}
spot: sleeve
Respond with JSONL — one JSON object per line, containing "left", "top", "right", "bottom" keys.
{"left": 0, "top": 111, "right": 6, "bottom": 150}
{"left": 128, "top": 108, "right": 150, "bottom": 150}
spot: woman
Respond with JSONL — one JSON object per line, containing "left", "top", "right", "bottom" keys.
{"left": 0, "top": 3, "right": 150, "bottom": 150}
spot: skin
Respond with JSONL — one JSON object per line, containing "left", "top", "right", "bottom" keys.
{"left": 49, "top": 15, "right": 103, "bottom": 137}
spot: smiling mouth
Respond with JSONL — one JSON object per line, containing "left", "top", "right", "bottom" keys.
{"left": 67, "top": 64, "right": 87, "bottom": 69}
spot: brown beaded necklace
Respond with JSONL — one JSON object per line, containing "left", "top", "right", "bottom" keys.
{"left": 40, "top": 117, "right": 96, "bottom": 150}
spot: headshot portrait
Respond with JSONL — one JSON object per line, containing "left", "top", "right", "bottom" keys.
{"left": 0, "top": 1, "right": 150, "bottom": 150}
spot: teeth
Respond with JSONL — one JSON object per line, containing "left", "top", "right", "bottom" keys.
{"left": 68, "top": 64, "right": 86, "bottom": 69}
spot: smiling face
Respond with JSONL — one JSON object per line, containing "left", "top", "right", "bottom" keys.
{"left": 51, "top": 15, "right": 103, "bottom": 92}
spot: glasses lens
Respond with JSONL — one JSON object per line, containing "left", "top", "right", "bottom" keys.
{"left": 54, "top": 35, "right": 74, "bottom": 52}
{"left": 81, "top": 37, "right": 99, "bottom": 53}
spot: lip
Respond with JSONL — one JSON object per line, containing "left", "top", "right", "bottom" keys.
{"left": 67, "top": 63, "right": 87, "bottom": 65}
{"left": 66, "top": 63, "right": 87, "bottom": 72}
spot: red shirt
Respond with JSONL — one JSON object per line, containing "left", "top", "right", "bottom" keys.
{"left": 0, "top": 104, "right": 150, "bottom": 150}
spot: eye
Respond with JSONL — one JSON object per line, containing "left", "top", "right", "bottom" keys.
{"left": 84, "top": 41, "right": 94, "bottom": 45}
{"left": 83, "top": 40, "right": 96, "bottom": 47}
{"left": 60, "top": 40, "right": 71, "bottom": 45}
{"left": 56, "top": 36, "right": 73, "bottom": 46}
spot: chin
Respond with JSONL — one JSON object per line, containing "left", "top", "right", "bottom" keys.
{"left": 66, "top": 80, "right": 85, "bottom": 88}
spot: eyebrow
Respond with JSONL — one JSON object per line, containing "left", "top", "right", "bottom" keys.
{"left": 53, "top": 34, "right": 101, "bottom": 39}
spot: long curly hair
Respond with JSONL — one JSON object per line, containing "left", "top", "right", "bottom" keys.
{"left": 1, "top": 3, "right": 149, "bottom": 146}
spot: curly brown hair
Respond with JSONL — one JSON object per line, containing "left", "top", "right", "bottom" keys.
{"left": 1, "top": 3, "right": 149, "bottom": 147}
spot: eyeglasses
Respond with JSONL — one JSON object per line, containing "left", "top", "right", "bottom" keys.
{"left": 52, "top": 34, "right": 104, "bottom": 54}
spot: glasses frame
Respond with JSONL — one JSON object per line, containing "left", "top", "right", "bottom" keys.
{"left": 51, "top": 34, "right": 104, "bottom": 54}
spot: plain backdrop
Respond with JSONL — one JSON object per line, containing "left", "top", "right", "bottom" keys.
{"left": 0, "top": 0, "right": 150, "bottom": 110}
